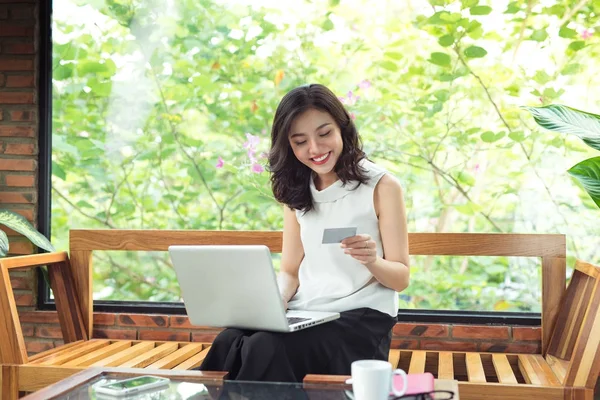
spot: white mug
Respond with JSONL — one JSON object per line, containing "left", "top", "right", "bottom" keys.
{"left": 346, "top": 360, "right": 407, "bottom": 400}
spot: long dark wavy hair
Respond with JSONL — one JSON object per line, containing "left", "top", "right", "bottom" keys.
{"left": 268, "top": 84, "right": 369, "bottom": 212}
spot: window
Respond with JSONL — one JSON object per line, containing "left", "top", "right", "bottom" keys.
{"left": 44, "top": 0, "right": 600, "bottom": 319}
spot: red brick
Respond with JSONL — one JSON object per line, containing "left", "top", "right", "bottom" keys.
{"left": 452, "top": 325, "right": 510, "bottom": 340}
{"left": 10, "top": 5, "right": 33, "bottom": 19}
{"left": 0, "top": 109, "right": 3, "bottom": 120}
{"left": 4, "top": 43, "right": 35, "bottom": 54}
{"left": 479, "top": 342, "right": 541, "bottom": 354}
{"left": 94, "top": 313, "right": 116, "bottom": 326}
{"left": 6, "top": 74, "right": 34, "bottom": 87}
{"left": 14, "top": 291, "right": 33, "bottom": 306}
{"left": 11, "top": 208, "right": 34, "bottom": 221}
{"left": 35, "top": 326, "right": 63, "bottom": 339}
{"left": 4, "top": 143, "right": 36, "bottom": 155}
{"left": 0, "top": 159, "right": 35, "bottom": 171}
{"left": 0, "top": 59, "right": 34, "bottom": 70}
{"left": 0, "top": 25, "right": 33, "bottom": 36}
{"left": 0, "top": 192, "right": 35, "bottom": 203}
{"left": 393, "top": 323, "right": 449, "bottom": 338}
{"left": 21, "top": 324, "right": 34, "bottom": 337}
{"left": 92, "top": 328, "right": 137, "bottom": 340}
{"left": 19, "top": 311, "right": 59, "bottom": 324}
{"left": 421, "top": 340, "right": 478, "bottom": 352}
{"left": 118, "top": 314, "right": 169, "bottom": 327}
{"left": 0, "top": 72, "right": 5, "bottom": 86}
{"left": 5, "top": 174, "right": 35, "bottom": 187}
{"left": 512, "top": 326, "right": 541, "bottom": 341}
{"left": 170, "top": 316, "right": 194, "bottom": 329}
{"left": 0, "top": 126, "right": 34, "bottom": 136}
{"left": 0, "top": 92, "right": 34, "bottom": 104}
{"left": 10, "top": 274, "right": 31, "bottom": 289}
{"left": 390, "top": 339, "right": 419, "bottom": 349}
{"left": 8, "top": 239, "right": 33, "bottom": 254}
{"left": 25, "top": 340, "right": 54, "bottom": 355}
{"left": 191, "top": 332, "right": 220, "bottom": 343}
{"left": 139, "top": 330, "right": 190, "bottom": 342}
{"left": 10, "top": 110, "right": 35, "bottom": 121}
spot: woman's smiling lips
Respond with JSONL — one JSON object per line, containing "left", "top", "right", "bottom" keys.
{"left": 311, "top": 152, "right": 331, "bottom": 165}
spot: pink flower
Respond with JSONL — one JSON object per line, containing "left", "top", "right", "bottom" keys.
{"left": 581, "top": 29, "right": 593, "bottom": 40}
{"left": 358, "top": 80, "right": 371, "bottom": 90}
{"left": 243, "top": 133, "right": 260, "bottom": 150}
{"left": 350, "top": 112, "right": 356, "bottom": 120}
{"left": 539, "top": 96, "right": 543, "bottom": 103}
{"left": 345, "top": 91, "right": 359, "bottom": 106}
{"left": 251, "top": 163, "right": 264, "bottom": 173}
{"left": 260, "top": 151, "right": 268, "bottom": 159}
{"left": 215, "top": 156, "right": 224, "bottom": 169}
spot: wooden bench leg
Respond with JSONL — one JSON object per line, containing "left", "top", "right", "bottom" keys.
{"left": 1, "top": 365, "right": 18, "bottom": 400}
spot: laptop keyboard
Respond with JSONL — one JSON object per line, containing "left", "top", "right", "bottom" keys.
{"left": 287, "top": 316, "right": 310, "bottom": 325}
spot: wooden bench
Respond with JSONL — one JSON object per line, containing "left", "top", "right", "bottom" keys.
{"left": 0, "top": 229, "right": 592, "bottom": 399}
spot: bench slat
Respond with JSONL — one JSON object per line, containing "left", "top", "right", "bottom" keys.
{"left": 466, "top": 353, "right": 486, "bottom": 383}
{"left": 91, "top": 342, "right": 155, "bottom": 367}
{"left": 438, "top": 352, "right": 454, "bottom": 380}
{"left": 522, "top": 355, "right": 560, "bottom": 386}
{"left": 27, "top": 340, "right": 86, "bottom": 363}
{"left": 492, "top": 354, "right": 518, "bottom": 384}
{"left": 172, "top": 346, "right": 211, "bottom": 370}
{"left": 146, "top": 344, "right": 204, "bottom": 370}
{"left": 388, "top": 349, "right": 400, "bottom": 368}
{"left": 408, "top": 351, "right": 426, "bottom": 375}
{"left": 62, "top": 341, "right": 133, "bottom": 367}
{"left": 119, "top": 342, "right": 179, "bottom": 368}
{"left": 519, "top": 355, "right": 542, "bottom": 385}
{"left": 38, "top": 340, "right": 110, "bottom": 366}
{"left": 545, "top": 354, "right": 567, "bottom": 384}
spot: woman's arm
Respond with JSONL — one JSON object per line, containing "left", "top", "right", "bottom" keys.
{"left": 278, "top": 205, "right": 305, "bottom": 309}
{"left": 341, "top": 174, "right": 410, "bottom": 292}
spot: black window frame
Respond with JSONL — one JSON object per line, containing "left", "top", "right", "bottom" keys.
{"left": 36, "top": 0, "right": 540, "bottom": 327}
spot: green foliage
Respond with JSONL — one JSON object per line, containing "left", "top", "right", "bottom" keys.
{"left": 51, "top": 0, "right": 600, "bottom": 311}
{"left": 525, "top": 105, "right": 600, "bottom": 209}
{"left": 0, "top": 210, "right": 55, "bottom": 257}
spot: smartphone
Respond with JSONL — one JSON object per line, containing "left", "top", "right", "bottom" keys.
{"left": 95, "top": 375, "right": 170, "bottom": 397}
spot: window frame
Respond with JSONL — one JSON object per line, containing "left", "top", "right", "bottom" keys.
{"left": 37, "top": 0, "right": 541, "bottom": 326}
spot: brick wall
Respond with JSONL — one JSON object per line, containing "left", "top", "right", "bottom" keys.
{"left": 18, "top": 311, "right": 542, "bottom": 356}
{"left": 0, "top": 0, "right": 546, "bottom": 363}
{"left": 0, "top": 0, "right": 39, "bottom": 336}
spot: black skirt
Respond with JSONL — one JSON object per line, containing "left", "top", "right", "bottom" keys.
{"left": 199, "top": 307, "right": 397, "bottom": 382}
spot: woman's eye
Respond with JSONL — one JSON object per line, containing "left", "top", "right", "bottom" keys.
{"left": 319, "top": 131, "right": 331, "bottom": 137}
{"left": 295, "top": 141, "right": 307, "bottom": 146}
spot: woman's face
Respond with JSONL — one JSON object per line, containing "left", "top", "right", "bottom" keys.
{"left": 288, "top": 108, "right": 344, "bottom": 179}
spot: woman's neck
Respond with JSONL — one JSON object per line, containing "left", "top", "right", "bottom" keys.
{"left": 314, "top": 172, "right": 339, "bottom": 191}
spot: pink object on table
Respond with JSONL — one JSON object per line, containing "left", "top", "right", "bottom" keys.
{"left": 392, "top": 372, "right": 435, "bottom": 395}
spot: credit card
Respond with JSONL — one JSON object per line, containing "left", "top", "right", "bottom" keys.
{"left": 322, "top": 227, "right": 357, "bottom": 244}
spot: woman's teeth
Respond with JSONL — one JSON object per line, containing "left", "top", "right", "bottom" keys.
{"left": 313, "top": 153, "right": 329, "bottom": 162}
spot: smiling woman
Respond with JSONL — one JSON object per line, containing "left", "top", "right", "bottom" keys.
{"left": 48, "top": 0, "right": 600, "bottom": 313}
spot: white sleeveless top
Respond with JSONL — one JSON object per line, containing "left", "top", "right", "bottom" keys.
{"left": 287, "top": 160, "right": 398, "bottom": 317}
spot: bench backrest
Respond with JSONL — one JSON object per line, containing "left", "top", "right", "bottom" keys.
{"left": 68, "top": 229, "right": 566, "bottom": 354}
{"left": 545, "top": 260, "right": 600, "bottom": 388}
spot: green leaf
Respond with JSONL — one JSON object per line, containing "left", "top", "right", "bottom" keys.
{"left": 568, "top": 157, "right": 600, "bottom": 208}
{"left": 481, "top": 131, "right": 505, "bottom": 142}
{"left": 523, "top": 104, "right": 600, "bottom": 151}
{"left": 429, "top": 52, "right": 451, "bottom": 66}
{"left": 508, "top": 131, "right": 526, "bottom": 142}
{"left": 454, "top": 202, "right": 482, "bottom": 215}
{"left": 52, "top": 161, "right": 67, "bottom": 180}
{"left": 0, "top": 210, "right": 55, "bottom": 253}
{"left": 0, "top": 229, "right": 8, "bottom": 257}
{"left": 568, "top": 41, "right": 586, "bottom": 52}
{"left": 533, "top": 70, "right": 551, "bottom": 85}
{"left": 461, "top": 0, "right": 478, "bottom": 9}
{"left": 505, "top": 2, "right": 520, "bottom": 13}
{"left": 379, "top": 60, "right": 398, "bottom": 71}
{"left": 384, "top": 52, "right": 403, "bottom": 60}
{"left": 438, "top": 34, "right": 455, "bottom": 47}
{"left": 464, "top": 45, "right": 487, "bottom": 58}
{"left": 559, "top": 26, "right": 577, "bottom": 39}
{"left": 439, "top": 12, "right": 461, "bottom": 23}
{"left": 456, "top": 171, "right": 476, "bottom": 186}
{"left": 561, "top": 63, "right": 581, "bottom": 75}
{"left": 328, "top": 0, "right": 340, "bottom": 6}
{"left": 470, "top": 6, "right": 492, "bottom": 15}
{"left": 530, "top": 29, "right": 548, "bottom": 42}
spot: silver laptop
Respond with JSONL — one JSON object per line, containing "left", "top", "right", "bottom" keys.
{"left": 168, "top": 245, "right": 340, "bottom": 332}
